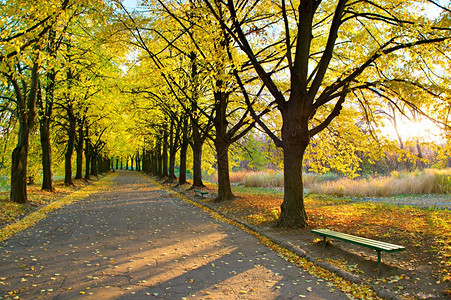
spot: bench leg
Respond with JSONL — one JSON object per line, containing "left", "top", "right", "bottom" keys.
{"left": 377, "top": 250, "right": 382, "bottom": 276}
{"left": 322, "top": 236, "right": 327, "bottom": 249}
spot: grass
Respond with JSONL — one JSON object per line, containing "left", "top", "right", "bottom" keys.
{"left": 228, "top": 170, "right": 340, "bottom": 189}
{"left": 309, "top": 168, "right": 451, "bottom": 197}
{"left": 230, "top": 168, "right": 451, "bottom": 197}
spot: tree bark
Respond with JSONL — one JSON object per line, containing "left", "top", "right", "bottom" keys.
{"left": 191, "top": 121, "right": 205, "bottom": 188}
{"left": 168, "top": 121, "right": 178, "bottom": 181}
{"left": 39, "top": 68, "right": 55, "bottom": 191}
{"left": 91, "top": 152, "right": 97, "bottom": 176}
{"left": 39, "top": 116, "right": 54, "bottom": 191}
{"left": 156, "top": 140, "right": 162, "bottom": 176}
{"left": 212, "top": 89, "right": 235, "bottom": 202}
{"left": 277, "top": 136, "right": 309, "bottom": 228}
{"left": 64, "top": 108, "right": 76, "bottom": 185}
{"left": 75, "top": 119, "right": 84, "bottom": 179}
{"left": 162, "top": 130, "right": 168, "bottom": 177}
{"left": 10, "top": 130, "right": 30, "bottom": 204}
{"left": 178, "top": 118, "right": 189, "bottom": 185}
{"left": 10, "top": 62, "right": 39, "bottom": 203}
{"left": 84, "top": 136, "right": 91, "bottom": 180}
{"left": 214, "top": 138, "right": 234, "bottom": 202}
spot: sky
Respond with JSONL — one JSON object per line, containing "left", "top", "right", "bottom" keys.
{"left": 121, "top": 0, "right": 139, "bottom": 10}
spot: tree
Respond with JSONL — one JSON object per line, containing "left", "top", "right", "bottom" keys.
{"left": 0, "top": 0, "right": 72, "bottom": 202}
{"left": 203, "top": 0, "right": 451, "bottom": 226}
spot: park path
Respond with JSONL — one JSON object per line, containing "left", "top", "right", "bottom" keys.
{"left": 0, "top": 171, "right": 346, "bottom": 299}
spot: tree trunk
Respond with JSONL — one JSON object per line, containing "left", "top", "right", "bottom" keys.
{"left": 214, "top": 138, "right": 234, "bottom": 202}
{"left": 156, "top": 141, "right": 162, "bottom": 177}
{"left": 39, "top": 69, "right": 55, "bottom": 191}
{"left": 91, "top": 152, "right": 97, "bottom": 176}
{"left": 179, "top": 139, "right": 188, "bottom": 185}
{"left": 212, "top": 87, "right": 235, "bottom": 201}
{"left": 168, "top": 121, "right": 177, "bottom": 181}
{"left": 10, "top": 129, "right": 29, "bottom": 204}
{"left": 64, "top": 110, "right": 76, "bottom": 185}
{"left": 10, "top": 62, "right": 39, "bottom": 203}
{"left": 40, "top": 115, "right": 54, "bottom": 191}
{"left": 277, "top": 111, "right": 309, "bottom": 227}
{"left": 191, "top": 122, "right": 205, "bottom": 188}
{"left": 178, "top": 118, "right": 189, "bottom": 185}
{"left": 191, "top": 142, "right": 205, "bottom": 188}
{"left": 162, "top": 130, "right": 168, "bottom": 177}
{"left": 84, "top": 138, "right": 91, "bottom": 180}
{"left": 75, "top": 121, "right": 84, "bottom": 179}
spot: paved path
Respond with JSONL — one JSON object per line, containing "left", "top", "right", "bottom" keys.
{"left": 0, "top": 171, "right": 346, "bottom": 299}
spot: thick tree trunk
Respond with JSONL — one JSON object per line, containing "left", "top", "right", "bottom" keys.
{"left": 277, "top": 107, "right": 309, "bottom": 227}
{"left": 214, "top": 139, "right": 234, "bottom": 202}
{"left": 191, "top": 121, "right": 205, "bottom": 188}
{"left": 84, "top": 139, "right": 91, "bottom": 180}
{"left": 10, "top": 62, "right": 39, "bottom": 203}
{"left": 75, "top": 121, "right": 84, "bottom": 179}
{"left": 277, "top": 141, "right": 309, "bottom": 228}
{"left": 39, "top": 69, "right": 55, "bottom": 191}
{"left": 212, "top": 88, "right": 234, "bottom": 201}
{"left": 178, "top": 118, "right": 189, "bottom": 185}
{"left": 64, "top": 111, "right": 76, "bottom": 185}
{"left": 10, "top": 130, "right": 29, "bottom": 204}
{"left": 169, "top": 152, "right": 176, "bottom": 180}
{"left": 91, "top": 153, "right": 97, "bottom": 176}
{"left": 168, "top": 121, "right": 177, "bottom": 181}
{"left": 191, "top": 141, "right": 205, "bottom": 188}
{"left": 40, "top": 116, "right": 54, "bottom": 191}
{"left": 179, "top": 140, "right": 188, "bottom": 184}
{"left": 162, "top": 130, "right": 168, "bottom": 177}
{"left": 156, "top": 141, "right": 162, "bottom": 177}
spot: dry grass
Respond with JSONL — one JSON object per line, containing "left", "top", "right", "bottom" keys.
{"left": 227, "top": 170, "right": 339, "bottom": 189}
{"left": 229, "top": 171, "right": 249, "bottom": 183}
{"left": 243, "top": 171, "right": 284, "bottom": 188}
{"left": 309, "top": 169, "right": 451, "bottom": 197}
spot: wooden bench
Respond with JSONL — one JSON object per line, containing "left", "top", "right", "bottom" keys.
{"left": 193, "top": 189, "right": 208, "bottom": 197}
{"left": 311, "top": 229, "right": 405, "bottom": 275}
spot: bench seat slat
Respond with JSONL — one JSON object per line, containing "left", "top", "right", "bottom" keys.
{"left": 193, "top": 189, "right": 208, "bottom": 197}
{"left": 311, "top": 229, "right": 405, "bottom": 252}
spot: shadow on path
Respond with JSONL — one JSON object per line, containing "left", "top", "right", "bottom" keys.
{"left": 0, "top": 170, "right": 346, "bottom": 299}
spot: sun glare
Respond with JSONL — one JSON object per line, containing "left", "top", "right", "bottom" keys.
{"left": 381, "top": 118, "right": 442, "bottom": 143}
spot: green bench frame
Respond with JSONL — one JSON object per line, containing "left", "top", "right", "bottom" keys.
{"left": 193, "top": 189, "right": 208, "bottom": 197}
{"left": 311, "top": 229, "right": 405, "bottom": 275}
